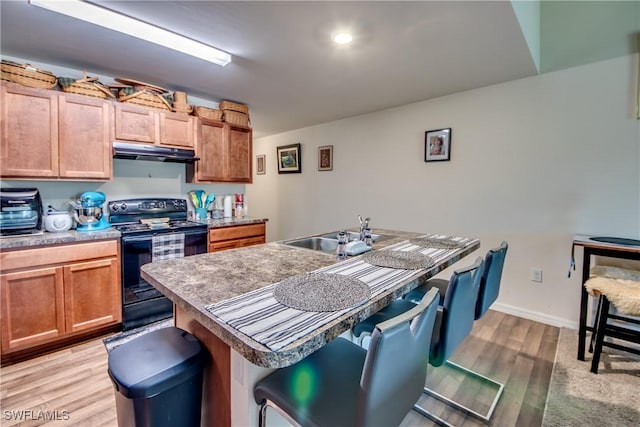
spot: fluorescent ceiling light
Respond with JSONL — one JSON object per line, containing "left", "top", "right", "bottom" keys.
{"left": 29, "top": 0, "right": 232, "bottom": 66}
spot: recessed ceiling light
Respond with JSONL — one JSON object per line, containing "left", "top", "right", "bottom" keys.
{"left": 29, "top": 0, "right": 232, "bottom": 66}
{"left": 333, "top": 33, "right": 353, "bottom": 45}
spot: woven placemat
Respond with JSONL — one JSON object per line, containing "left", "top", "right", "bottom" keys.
{"left": 409, "top": 237, "right": 465, "bottom": 249}
{"left": 274, "top": 273, "right": 371, "bottom": 312}
{"left": 361, "top": 251, "right": 435, "bottom": 270}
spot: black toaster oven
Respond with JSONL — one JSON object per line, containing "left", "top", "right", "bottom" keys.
{"left": 0, "top": 188, "right": 43, "bottom": 237}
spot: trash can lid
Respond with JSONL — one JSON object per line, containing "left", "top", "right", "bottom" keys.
{"left": 108, "top": 327, "right": 206, "bottom": 398}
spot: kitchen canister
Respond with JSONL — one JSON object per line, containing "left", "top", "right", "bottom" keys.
{"left": 223, "top": 195, "right": 232, "bottom": 218}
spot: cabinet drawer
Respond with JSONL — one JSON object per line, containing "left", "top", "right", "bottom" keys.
{"left": 1, "top": 240, "right": 119, "bottom": 272}
{"left": 208, "top": 236, "right": 266, "bottom": 252}
{"left": 208, "top": 223, "right": 266, "bottom": 243}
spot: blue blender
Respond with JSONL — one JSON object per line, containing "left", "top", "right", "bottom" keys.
{"left": 70, "top": 191, "right": 111, "bottom": 231}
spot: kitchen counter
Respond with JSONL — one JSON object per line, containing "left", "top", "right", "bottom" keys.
{"left": 0, "top": 217, "right": 268, "bottom": 250}
{"left": 141, "top": 229, "right": 480, "bottom": 368}
{"left": 0, "top": 229, "right": 121, "bottom": 250}
{"left": 196, "top": 216, "right": 268, "bottom": 228}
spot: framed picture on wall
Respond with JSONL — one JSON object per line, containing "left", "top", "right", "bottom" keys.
{"left": 256, "top": 154, "right": 266, "bottom": 175}
{"left": 318, "top": 145, "right": 333, "bottom": 171}
{"left": 277, "top": 143, "right": 301, "bottom": 174}
{"left": 424, "top": 128, "right": 451, "bottom": 162}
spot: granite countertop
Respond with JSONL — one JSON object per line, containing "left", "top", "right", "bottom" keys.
{"left": 195, "top": 216, "right": 268, "bottom": 228}
{"left": 0, "top": 229, "right": 121, "bottom": 250}
{"left": 141, "top": 229, "right": 481, "bottom": 368}
{"left": 0, "top": 217, "right": 269, "bottom": 250}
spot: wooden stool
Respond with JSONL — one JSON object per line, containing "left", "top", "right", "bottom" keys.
{"left": 585, "top": 276, "right": 640, "bottom": 374}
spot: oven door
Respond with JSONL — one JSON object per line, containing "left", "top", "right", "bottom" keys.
{"left": 120, "top": 229, "right": 207, "bottom": 330}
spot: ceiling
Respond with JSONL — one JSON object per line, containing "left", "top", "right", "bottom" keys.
{"left": 1, "top": 1, "right": 638, "bottom": 139}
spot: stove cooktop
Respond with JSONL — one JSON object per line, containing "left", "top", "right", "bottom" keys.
{"left": 114, "top": 220, "right": 206, "bottom": 235}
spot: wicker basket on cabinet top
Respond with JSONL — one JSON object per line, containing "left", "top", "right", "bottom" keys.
{"left": 194, "top": 106, "right": 223, "bottom": 121}
{"left": 222, "top": 110, "right": 250, "bottom": 127}
{"left": 219, "top": 100, "right": 249, "bottom": 114}
{"left": 1, "top": 60, "right": 57, "bottom": 89}
{"left": 58, "top": 74, "right": 115, "bottom": 99}
{"left": 118, "top": 87, "right": 172, "bottom": 111}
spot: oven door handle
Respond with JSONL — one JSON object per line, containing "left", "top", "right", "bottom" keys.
{"left": 121, "top": 229, "right": 207, "bottom": 243}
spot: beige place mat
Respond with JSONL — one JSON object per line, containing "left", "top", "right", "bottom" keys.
{"left": 274, "top": 273, "right": 371, "bottom": 312}
{"left": 409, "top": 237, "right": 465, "bottom": 249}
{"left": 361, "top": 250, "right": 435, "bottom": 270}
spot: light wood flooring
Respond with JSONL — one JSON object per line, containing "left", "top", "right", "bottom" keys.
{"left": 0, "top": 310, "right": 558, "bottom": 427}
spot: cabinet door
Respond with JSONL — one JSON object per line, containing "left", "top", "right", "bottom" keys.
{"left": 159, "top": 111, "right": 195, "bottom": 148}
{"left": 58, "top": 94, "right": 112, "bottom": 179}
{"left": 1, "top": 267, "right": 65, "bottom": 352}
{"left": 190, "top": 119, "right": 226, "bottom": 182}
{"left": 0, "top": 83, "right": 59, "bottom": 177}
{"left": 63, "top": 258, "right": 121, "bottom": 333}
{"left": 226, "top": 125, "right": 252, "bottom": 183}
{"left": 114, "top": 103, "right": 157, "bottom": 143}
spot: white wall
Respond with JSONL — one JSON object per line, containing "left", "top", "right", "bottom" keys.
{"left": 248, "top": 54, "right": 640, "bottom": 328}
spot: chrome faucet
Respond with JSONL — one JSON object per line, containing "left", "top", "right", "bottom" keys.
{"left": 358, "top": 215, "right": 370, "bottom": 241}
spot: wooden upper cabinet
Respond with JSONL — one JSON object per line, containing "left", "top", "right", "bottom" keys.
{"left": 0, "top": 83, "right": 59, "bottom": 178}
{"left": 187, "top": 119, "right": 252, "bottom": 183}
{"left": 114, "top": 103, "right": 195, "bottom": 148}
{"left": 188, "top": 119, "right": 225, "bottom": 182}
{"left": 0, "top": 82, "right": 112, "bottom": 180}
{"left": 159, "top": 111, "right": 195, "bottom": 148}
{"left": 227, "top": 124, "right": 252, "bottom": 183}
{"left": 58, "top": 94, "right": 112, "bottom": 179}
{"left": 114, "top": 103, "right": 156, "bottom": 143}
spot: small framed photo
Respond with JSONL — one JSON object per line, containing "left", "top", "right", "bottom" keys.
{"left": 425, "top": 128, "right": 451, "bottom": 162}
{"left": 256, "top": 154, "right": 266, "bottom": 175}
{"left": 318, "top": 145, "right": 333, "bottom": 171}
{"left": 277, "top": 143, "right": 301, "bottom": 174}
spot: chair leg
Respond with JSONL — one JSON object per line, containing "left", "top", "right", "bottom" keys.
{"left": 591, "top": 296, "right": 611, "bottom": 374}
{"left": 420, "top": 361, "right": 504, "bottom": 424}
{"left": 258, "top": 399, "right": 302, "bottom": 427}
{"left": 412, "top": 402, "right": 454, "bottom": 427}
{"left": 588, "top": 295, "right": 603, "bottom": 353}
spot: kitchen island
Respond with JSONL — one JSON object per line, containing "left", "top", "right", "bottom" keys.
{"left": 141, "top": 229, "right": 480, "bottom": 426}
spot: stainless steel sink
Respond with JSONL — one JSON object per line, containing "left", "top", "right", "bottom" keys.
{"left": 321, "top": 231, "right": 383, "bottom": 242}
{"left": 283, "top": 237, "right": 339, "bottom": 253}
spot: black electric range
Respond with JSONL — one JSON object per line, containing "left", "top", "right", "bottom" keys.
{"left": 109, "top": 198, "right": 208, "bottom": 330}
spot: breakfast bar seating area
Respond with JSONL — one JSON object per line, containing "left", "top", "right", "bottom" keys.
{"left": 141, "top": 229, "right": 482, "bottom": 426}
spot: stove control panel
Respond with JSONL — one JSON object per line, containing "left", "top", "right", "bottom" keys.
{"left": 108, "top": 198, "right": 188, "bottom": 215}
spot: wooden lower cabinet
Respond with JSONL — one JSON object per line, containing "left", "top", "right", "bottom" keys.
{"left": 0, "top": 267, "right": 65, "bottom": 351}
{"left": 0, "top": 240, "right": 121, "bottom": 360}
{"left": 63, "top": 257, "right": 120, "bottom": 333}
{"left": 208, "top": 223, "right": 266, "bottom": 252}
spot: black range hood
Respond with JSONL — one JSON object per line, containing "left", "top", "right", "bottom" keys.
{"left": 112, "top": 141, "right": 199, "bottom": 163}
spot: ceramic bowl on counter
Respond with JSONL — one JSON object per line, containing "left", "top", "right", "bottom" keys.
{"left": 43, "top": 211, "right": 73, "bottom": 232}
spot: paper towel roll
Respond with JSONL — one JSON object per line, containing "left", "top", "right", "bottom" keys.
{"left": 223, "top": 195, "right": 232, "bottom": 218}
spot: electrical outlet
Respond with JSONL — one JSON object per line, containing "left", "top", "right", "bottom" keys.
{"left": 531, "top": 268, "right": 543, "bottom": 283}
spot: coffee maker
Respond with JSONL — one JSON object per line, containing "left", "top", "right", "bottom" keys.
{"left": 69, "top": 191, "right": 110, "bottom": 232}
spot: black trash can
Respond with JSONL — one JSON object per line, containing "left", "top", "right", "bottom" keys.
{"left": 108, "top": 327, "right": 207, "bottom": 427}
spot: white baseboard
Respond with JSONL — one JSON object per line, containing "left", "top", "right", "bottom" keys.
{"left": 492, "top": 302, "right": 578, "bottom": 329}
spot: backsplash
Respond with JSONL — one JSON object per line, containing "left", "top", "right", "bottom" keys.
{"left": 0, "top": 159, "right": 245, "bottom": 212}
